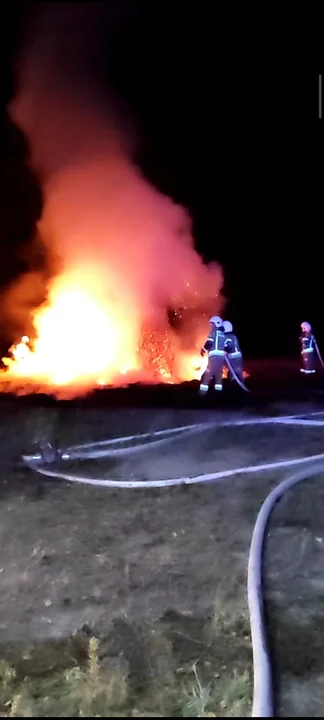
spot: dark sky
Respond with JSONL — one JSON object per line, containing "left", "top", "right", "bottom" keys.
{"left": 0, "top": 2, "right": 320, "bottom": 357}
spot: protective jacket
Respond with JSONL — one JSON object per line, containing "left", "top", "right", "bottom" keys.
{"left": 300, "top": 332, "right": 316, "bottom": 374}
{"left": 202, "top": 325, "right": 226, "bottom": 355}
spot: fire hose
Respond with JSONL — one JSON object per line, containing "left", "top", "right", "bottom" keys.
{"left": 315, "top": 339, "right": 324, "bottom": 369}
{"left": 22, "top": 412, "right": 324, "bottom": 717}
{"left": 224, "top": 353, "right": 251, "bottom": 393}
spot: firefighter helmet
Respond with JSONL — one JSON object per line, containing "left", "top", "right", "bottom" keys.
{"left": 223, "top": 320, "right": 233, "bottom": 333}
{"left": 209, "top": 316, "right": 223, "bottom": 328}
{"left": 301, "top": 321, "right": 312, "bottom": 333}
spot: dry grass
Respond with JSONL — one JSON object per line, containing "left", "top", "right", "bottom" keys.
{"left": 0, "top": 633, "right": 251, "bottom": 717}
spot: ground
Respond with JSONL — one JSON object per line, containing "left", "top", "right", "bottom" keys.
{"left": 265, "top": 473, "right": 324, "bottom": 717}
{"left": 1, "top": 391, "right": 324, "bottom": 716}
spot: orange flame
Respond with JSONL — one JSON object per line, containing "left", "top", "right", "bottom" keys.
{"left": 1, "top": 2, "right": 225, "bottom": 398}
{"left": 0, "top": 269, "right": 208, "bottom": 394}
{"left": 1, "top": 270, "right": 138, "bottom": 389}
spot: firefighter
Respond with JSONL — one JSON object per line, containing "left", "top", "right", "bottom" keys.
{"left": 223, "top": 320, "right": 244, "bottom": 383}
{"left": 300, "top": 321, "right": 316, "bottom": 374}
{"left": 199, "top": 316, "right": 225, "bottom": 394}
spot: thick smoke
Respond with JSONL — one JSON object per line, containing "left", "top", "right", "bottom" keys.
{"left": 6, "top": 2, "right": 223, "bottom": 382}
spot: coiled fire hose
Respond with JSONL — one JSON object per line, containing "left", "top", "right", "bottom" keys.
{"left": 22, "top": 412, "right": 324, "bottom": 716}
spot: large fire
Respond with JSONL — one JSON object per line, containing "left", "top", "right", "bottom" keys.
{"left": 1, "top": 3, "right": 226, "bottom": 397}
{"left": 0, "top": 273, "right": 249, "bottom": 396}
{"left": 0, "top": 269, "right": 209, "bottom": 395}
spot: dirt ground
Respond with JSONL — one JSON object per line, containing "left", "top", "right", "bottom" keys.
{"left": 0, "top": 400, "right": 324, "bottom": 715}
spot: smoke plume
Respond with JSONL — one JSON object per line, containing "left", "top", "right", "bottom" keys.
{"left": 4, "top": 2, "right": 224, "bottom": 389}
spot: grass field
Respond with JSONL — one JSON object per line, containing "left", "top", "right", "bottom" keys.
{"left": 0, "top": 401, "right": 324, "bottom": 716}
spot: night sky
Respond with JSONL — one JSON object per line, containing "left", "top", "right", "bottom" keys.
{"left": 0, "top": 2, "right": 320, "bottom": 359}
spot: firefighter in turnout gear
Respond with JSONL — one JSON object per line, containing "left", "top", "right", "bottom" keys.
{"left": 199, "top": 316, "right": 225, "bottom": 394}
{"left": 223, "top": 320, "right": 244, "bottom": 383}
{"left": 300, "top": 321, "right": 316, "bottom": 374}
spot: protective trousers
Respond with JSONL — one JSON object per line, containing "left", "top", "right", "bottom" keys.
{"left": 199, "top": 353, "right": 224, "bottom": 394}
{"left": 300, "top": 347, "right": 316, "bottom": 374}
{"left": 227, "top": 351, "right": 243, "bottom": 382}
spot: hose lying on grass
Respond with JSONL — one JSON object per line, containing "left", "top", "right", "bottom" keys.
{"left": 22, "top": 411, "right": 324, "bottom": 717}
{"left": 248, "top": 461, "right": 324, "bottom": 716}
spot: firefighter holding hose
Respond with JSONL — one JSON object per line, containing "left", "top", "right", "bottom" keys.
{"left": 199, "top": 316, "right": 225, "bottom": 394}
